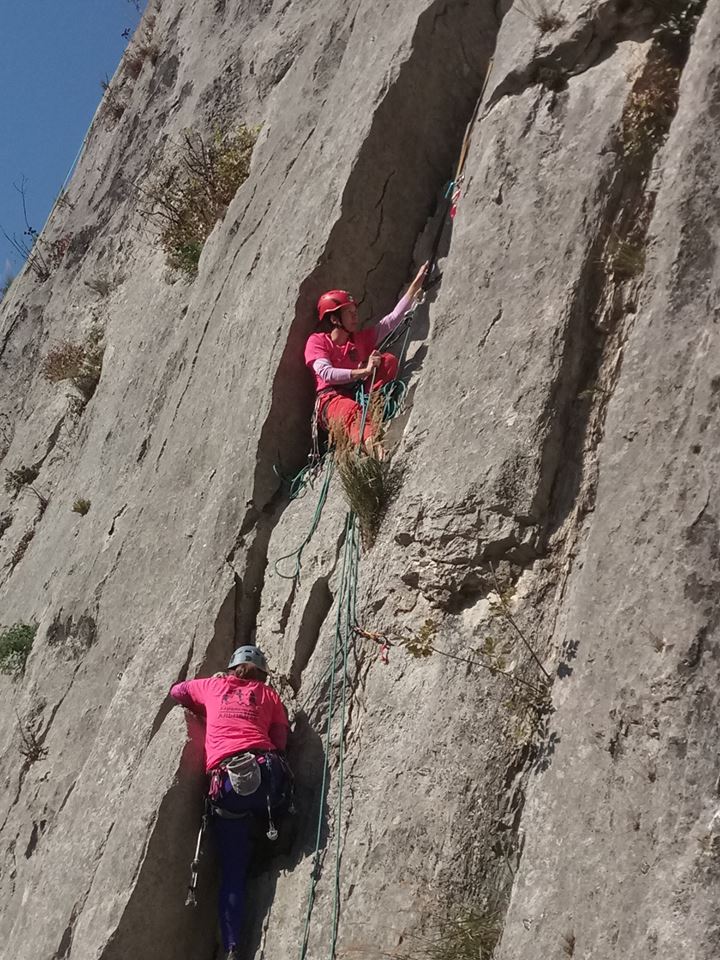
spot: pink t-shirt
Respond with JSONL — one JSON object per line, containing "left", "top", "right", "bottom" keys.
{"left": 304, "top": 293, "right": 413, "bottom": 393}
{"left": 305, "top": 327, "right": 378, "bottom": 392}
{"left": 170, "top": 676, "right": 289, "bottom": 771}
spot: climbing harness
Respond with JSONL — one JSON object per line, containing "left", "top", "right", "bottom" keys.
{"left": 185, "top": 750, "right": 295, "bottom": 907}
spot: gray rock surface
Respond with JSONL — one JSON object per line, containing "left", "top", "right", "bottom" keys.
{"left": 0, "top": 0, "right": 717, "bottom": 958}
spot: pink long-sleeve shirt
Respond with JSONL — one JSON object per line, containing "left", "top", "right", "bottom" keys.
{"left": 170, "top": 676, "right": 289, "bottom": 771}
{"left": 305, "top": 293, "right": 412, "bottom": 392}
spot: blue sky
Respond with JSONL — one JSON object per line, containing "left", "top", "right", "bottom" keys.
{"left": 0, "top": 0, "right": 145, "bottom": 282}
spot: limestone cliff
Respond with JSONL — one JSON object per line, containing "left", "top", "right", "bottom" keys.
{"left": 0, "top": 0, "right": 718, "bottom": 958}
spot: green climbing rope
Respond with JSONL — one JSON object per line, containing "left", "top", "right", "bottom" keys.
{"left": 273, "top": 455, "right": 335, "bottom": 581}
{"left": 330, "top": 512, "right": 359, "bottom": 956}
{"left": 298, "top": 510, "right": 360, "bottom": 960}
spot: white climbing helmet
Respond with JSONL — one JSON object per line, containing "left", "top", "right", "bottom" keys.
{"left": 227, "top": 644, "right": 269, "bottom": 673}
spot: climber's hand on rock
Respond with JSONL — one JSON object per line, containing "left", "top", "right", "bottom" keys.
{"left": 409, "top": 261, "right": 429, "bottom": 298}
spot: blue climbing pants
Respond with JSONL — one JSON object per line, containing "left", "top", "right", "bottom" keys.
{"left": 211, "top": 754, "right": 290, "bottom": 951}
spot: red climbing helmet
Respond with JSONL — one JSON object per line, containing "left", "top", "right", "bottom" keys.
{"left": 317, "top": 289, "right": 355, "bottom": 323}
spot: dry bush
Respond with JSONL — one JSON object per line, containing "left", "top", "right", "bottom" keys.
{"left": 72, "top": 498, "right": 91, "bottom": 516}
{"left": 17, "top": 712, "right": 47, "bottom": 762}
{"left": 368, "top": 907, "right": 501, "bottom": 960}
{"left": 1, "top": 177, "right": 72, "bottom": 282}
{"left": 55, "top": 190, "right": 74, "bottom": 211}
{"left": 139, "top": 126, "right": 258, "bottom": 277}
{"left": 138, "top": 40, "right": 160, "bottom": 65}
{"left": 125, "top": 17, "right": 160, "bottom": 77}
{"left": 5, "top": 465, "right": 39, "bottom": 495}
{"left": 331, "top": 425, "right": 395, "bottom": 549}
{"left": 84, "top": 274, "right": 115, "bottom": 297}
{"left": 99, "top": 78, "right": 127, "bottom": 126}
{"left": 42, "top": 332, "right": 105, "bottom": 400}
{"left": 516, "top": 0, "right": 566, "bottom": 32}
{"left": 44, "top": 234, "right": 73, "bottom": 270}
{"left": 622, "top": 55, "right": 680, "bottom": 160}
{"left": 5, "top": 233, "right": 72, "bottom": 283}
{"left": 125, "top": 51, "right": 145, "bottom": 79}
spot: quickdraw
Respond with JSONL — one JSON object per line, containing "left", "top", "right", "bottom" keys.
{"left": 353, "top": 625, "right": 391, "bottom": 665}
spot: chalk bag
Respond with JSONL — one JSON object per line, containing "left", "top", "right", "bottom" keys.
{"left": 226, "top": 752, "right": 262, "bottom": 796}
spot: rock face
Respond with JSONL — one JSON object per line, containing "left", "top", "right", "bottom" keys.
{"left": 0, "top": 1, "right": 718, "bottom": 959}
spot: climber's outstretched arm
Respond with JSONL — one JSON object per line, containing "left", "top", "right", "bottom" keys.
{"left": 374, "top": 261, "right": 428, "bottom": 340}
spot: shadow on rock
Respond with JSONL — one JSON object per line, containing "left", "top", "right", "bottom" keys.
{"left": 239, "top": 712, "right": 328, "bottom": 960}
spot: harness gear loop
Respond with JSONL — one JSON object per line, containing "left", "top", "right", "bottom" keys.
{"left": 266, "top": 793, "right": 279, "bottom": 841}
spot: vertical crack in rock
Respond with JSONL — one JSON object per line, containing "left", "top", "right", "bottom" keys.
{"left": 534, "top": 32, "right": 700, "bottom": 547}
{"left": 247, "top": 0, "right": 498, "bottom": 513}
{"left": 491, "top": 10, "right": 713, "bottom": 954}
{"left": 54, "top": 904, "right": 80, "bottom": 960}
{"left": 290, "top": 575, "right": 334, "bottom": 689}
{"left": 223, "top": 0, "right": 499, "bottom": 686}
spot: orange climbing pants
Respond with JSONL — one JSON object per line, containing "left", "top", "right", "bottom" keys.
{"left": 321, "top": 353, "right": 398, "bottom": 445}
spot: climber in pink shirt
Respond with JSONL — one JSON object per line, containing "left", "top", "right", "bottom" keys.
{"left": 171, "top": 645, "right": 291, "bottom": 960}
{"left": 305, "top": 262, "right": 427, "bottom": 453}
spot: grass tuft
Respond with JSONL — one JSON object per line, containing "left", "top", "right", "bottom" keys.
{"left": 606, "top": 235, "right": 646, "bottom": 280}
{"left": 84, "top": 274, "right": 115, "bottom": 297}
{"left": 332, "top": 432, "right": 393, "bottom": 548}
{"left": 72, "top": 498, "right": 91, "bottom": 516}
{"left": 389, "top": 906, "right": 502, "bottom": 960}
{"left": 516, "top": 0, "right": 566, "bottom": 32}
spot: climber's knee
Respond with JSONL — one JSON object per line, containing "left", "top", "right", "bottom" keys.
{"left": 373, "top": 352, "right": 398, "bottom": 388}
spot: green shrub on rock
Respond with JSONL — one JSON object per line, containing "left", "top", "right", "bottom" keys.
{"left": 141, "top": 125, "right": 259, "bottom": 278}
{"left": 0, "top": 623, "right": 37, "bottom": 677}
